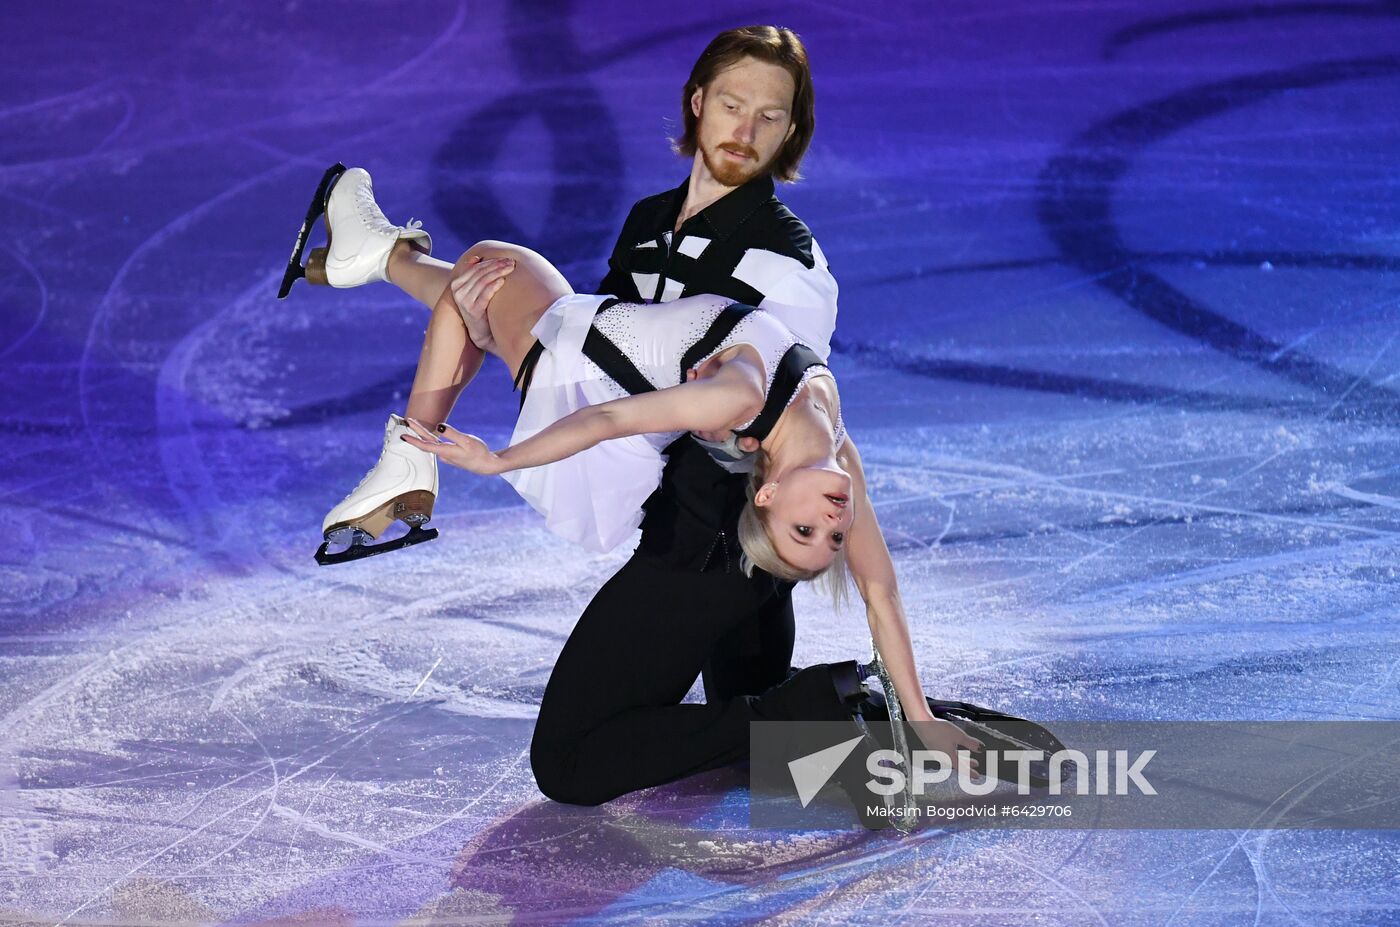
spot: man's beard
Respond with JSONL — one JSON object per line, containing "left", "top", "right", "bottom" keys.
{"left": 702, "top": 141, "right": 767, "bottom": 187}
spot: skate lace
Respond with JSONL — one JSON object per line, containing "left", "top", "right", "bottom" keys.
{"left": 336, "top": 421, "right": 397, "bottom": 504}
{"left": 353, "top": 181, "right": 421, "bottom": 236}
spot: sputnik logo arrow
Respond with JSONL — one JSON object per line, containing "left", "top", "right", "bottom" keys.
{"left": 787, "top": 735, "right": 867, "bottom": 807}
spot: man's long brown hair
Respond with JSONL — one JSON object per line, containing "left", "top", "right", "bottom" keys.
{"left": 672, "top": 25, "right": 815, "bottom": 183}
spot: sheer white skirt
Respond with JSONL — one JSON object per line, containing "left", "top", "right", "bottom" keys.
{"left": 501, "top": 293, "right": 684, "bottom": 553}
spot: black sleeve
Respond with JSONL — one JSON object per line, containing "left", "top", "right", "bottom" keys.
{"left": 595, "top": 261, "right": 632, "bottom": 300}
{"left": 594, "top": 201, "right": 644, "bottom": 299}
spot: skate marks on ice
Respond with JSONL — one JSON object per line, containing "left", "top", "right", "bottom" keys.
{"left": 1101, "top": 3, "right": 1400, "bottom": 60}
{"left": 835, "top": 51, "right": 1400, "bottom": 422}
{"left": 45, "top": 4, "right": 469, "bottom": 570}
{"left": 5, "top": 1, "right": 1400, "bottom": 924}
{"left": 230, "top": 772, "right": 890, "bottom": 924}
{"left": 0, "top": 557, "right": 987, "bottom": 926}
{"left": 1036, "top": 54, "right": 1400, "bottom": 424}
{"left": 0, "top": 528, "right": 601, "bottom": 925}
{"left": 429, "top": 1, "right": 743, "bottom": 273}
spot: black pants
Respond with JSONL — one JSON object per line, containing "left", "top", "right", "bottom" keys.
{"left": 529, "top": 553, "right": 851, "bottom": 806}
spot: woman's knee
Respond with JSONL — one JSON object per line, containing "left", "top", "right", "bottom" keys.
{"left": 453, "top": 240, "right": 524, "bottom": 271}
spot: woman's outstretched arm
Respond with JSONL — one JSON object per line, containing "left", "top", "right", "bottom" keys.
{"left": 838, "top": 436, "right": 984, "bottom": 767}
{"left": 402, "top": 358, "right": 763, "bottom": 475}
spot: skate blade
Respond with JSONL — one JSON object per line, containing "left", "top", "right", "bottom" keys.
{"left": 315, "top": 490, "right": 438, "bottom": 566}
{"left": 315, "top": 523, "right": 438, "bottom": 566}
{"left": 277, "top": 162, "right": 347, "bottom": 299}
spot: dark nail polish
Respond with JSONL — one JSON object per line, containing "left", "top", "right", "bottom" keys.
{"left": 436, "top": 423, "right": 446, "bottom": 433}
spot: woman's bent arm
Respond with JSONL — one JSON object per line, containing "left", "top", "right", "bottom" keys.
{"left": 404, "top": 360, "right": 763, "bottom": 475}
{"left": 838, "top": 436, "right": 934, "bottom": 721}
{"left": 840, "top": 436, "right": 983, "bottom": 765}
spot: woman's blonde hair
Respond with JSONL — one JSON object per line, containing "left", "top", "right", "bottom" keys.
{"left": 736, "top": 453, "right": 851, "bottom": 607}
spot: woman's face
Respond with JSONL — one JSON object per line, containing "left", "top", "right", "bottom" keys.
{"left": 757, "top": 465, "right": 855, "bottom": 572}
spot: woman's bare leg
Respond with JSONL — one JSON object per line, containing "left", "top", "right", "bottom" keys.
{"left": 386, "top": 241, "right": 455, "bottom": 309}
{"left": 402, "top": 240, "right": 573, "bottom": 426}
{"left": 402, "top": 285, "right": 485, "bottom": 426}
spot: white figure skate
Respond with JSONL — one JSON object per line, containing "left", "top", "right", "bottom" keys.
{"left": 316, "top": 413, "right": 439, "bottom": 565}
{"left": 278, "top": 163, "right": 432, "bottom": 298}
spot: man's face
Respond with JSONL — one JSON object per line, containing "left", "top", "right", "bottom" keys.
{"left": 691, "top": 56, "right": 797, "bottom": 187}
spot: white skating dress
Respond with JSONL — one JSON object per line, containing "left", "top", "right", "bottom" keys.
{"left": 502, "top": 292, "right": 841, "bottom": 552}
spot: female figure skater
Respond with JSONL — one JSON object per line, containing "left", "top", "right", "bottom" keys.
{"left": 304, "top": 165, "right": 855, "bottom": 584}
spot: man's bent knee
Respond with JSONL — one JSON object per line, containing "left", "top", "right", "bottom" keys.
{"left": 530, "top": 735, "right": 614, "bottom": 807}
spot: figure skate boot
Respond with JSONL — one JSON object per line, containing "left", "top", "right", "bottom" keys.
{"left": 317, "top": 413, "right": 439, "bottom": 565}
{"left": 278, "top": 164, "right": 432, "bottom": 298}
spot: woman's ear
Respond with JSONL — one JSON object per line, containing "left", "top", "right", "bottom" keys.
{"left": 754, "top": 482, "right": 778, "bottom": 507}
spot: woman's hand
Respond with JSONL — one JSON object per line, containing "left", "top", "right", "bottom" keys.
{"left": 450, "top": 256, "right": 514, "bottom": 352}
{"left": 402, "top": 417, "right": 505, "bottom": 475}
{"left": 908, "top": 716, "right": 984, "bottom": 777}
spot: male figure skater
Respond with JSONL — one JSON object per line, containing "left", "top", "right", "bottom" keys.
{"left": 467, "top": 25, "right": 849, "bottom": 803}
{"left": 287, "top": 26, "right": 1004, "bottom": 821}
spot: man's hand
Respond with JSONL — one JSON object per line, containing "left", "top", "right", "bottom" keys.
{"left": 450, "top": 256, "right": 514, "bottom": 352}
{"left": 402, "top": 417, "right": 505, "bottom": 475}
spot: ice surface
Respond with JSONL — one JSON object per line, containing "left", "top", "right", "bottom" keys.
{"left": 2, "top": 1, "right": 1398, "bottom": 924}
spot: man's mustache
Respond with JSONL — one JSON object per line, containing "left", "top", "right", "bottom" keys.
{"left": 718, "top": 143, "right": 758, "bottom": 160}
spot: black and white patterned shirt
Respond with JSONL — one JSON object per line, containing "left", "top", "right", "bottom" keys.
{"left": 596, "top": 173, "right": 838, "bottom": 362}
{"left": 592, "top": 173, "right": 840, "bottom": 571}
